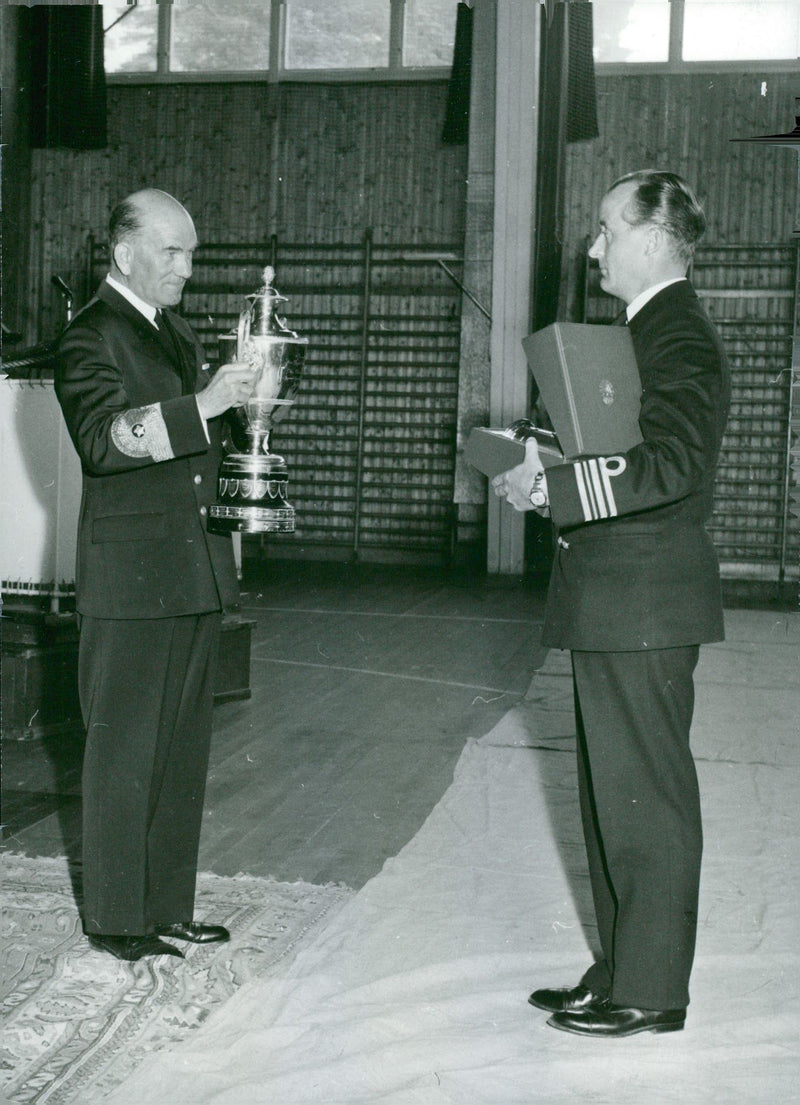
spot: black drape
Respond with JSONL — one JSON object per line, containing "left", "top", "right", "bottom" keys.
{"left": 533, "top": 0, "right": 598, "bottom": 333}
{"left": 566, "top": 1, "right": 599, "bottom": 145}
{"left": 442, "top": 3, "right": 472, "bottom": 146}
{"left": 28, "top": 4, "right": 107, "bottom": 150}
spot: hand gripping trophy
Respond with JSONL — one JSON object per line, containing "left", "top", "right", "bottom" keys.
{"left": 209, "top": 266, "right": 307, "bottom": 533}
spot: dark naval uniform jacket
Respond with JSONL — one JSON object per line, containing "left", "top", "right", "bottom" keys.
{"left": 55, "top": 280, "right": 239, "bottom": 619}
{"left": 541, "top": 279, "right": 730, "bottom": 652}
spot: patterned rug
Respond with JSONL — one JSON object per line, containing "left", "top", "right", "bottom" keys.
{"left": 1, "top": 853, "right": 353, "bottom": 1105}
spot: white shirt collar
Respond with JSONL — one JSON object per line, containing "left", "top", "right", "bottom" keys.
{"left": 106, "top": 273, "right": 159, "bottom": 327}
{"left": 626, "top": 277, "right": 687, "bottom": 322}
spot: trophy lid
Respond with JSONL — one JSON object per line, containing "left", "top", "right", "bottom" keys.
{"left": 246, "top": 266, "right": 294, "bottom": 337}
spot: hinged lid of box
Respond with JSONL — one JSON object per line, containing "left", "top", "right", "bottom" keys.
{"left": 522, "top": 322, "right": 643, "bottom": 457}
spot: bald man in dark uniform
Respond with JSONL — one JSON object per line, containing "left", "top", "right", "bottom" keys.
{"left": 56, "top": 189, "right": 259, "bottom": 961}
{"left": 493, "top": 171, "right": 730, "bottom": 1036}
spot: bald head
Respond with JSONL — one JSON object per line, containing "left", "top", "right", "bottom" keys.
{"left": 108, "top": 189, "right": 197, "bottom": 309}
{"left": 109, "top": 189, "right": 193, "bottom": 256}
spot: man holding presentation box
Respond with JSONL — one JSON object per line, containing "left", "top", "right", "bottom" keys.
{"left": 493, "top": 170, "right": 730, "bottom": 1037}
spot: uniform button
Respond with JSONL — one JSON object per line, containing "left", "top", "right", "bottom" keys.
{"left": 194, "top": 474, "right": 202, "bottom": 484}
{"left": 199, "top": 506, "right": 207, "bottom": 516}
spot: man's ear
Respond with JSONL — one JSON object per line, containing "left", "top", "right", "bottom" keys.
{"left": 113, "top": 241, "right": 132, "bottom": 276}
{"left": 644, "top": 223, "right": 666, "bottom": 258}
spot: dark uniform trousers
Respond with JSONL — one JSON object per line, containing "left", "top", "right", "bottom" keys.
{"left": 78, "top": 612, "right": 221, "bottom": 935}
{"left": 573, "top": 646, "right": 702, "bottom": 1011}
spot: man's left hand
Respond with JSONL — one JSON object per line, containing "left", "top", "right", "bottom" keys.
{"left": 491, "top": 438, "right": 549, "bottom": 513}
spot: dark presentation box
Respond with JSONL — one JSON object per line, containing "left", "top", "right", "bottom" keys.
{"left": 522, "top": 322, "right": 643, "bottom": 458}
{"left": 464, "top": 425, "right": 565, "bottom": 479}
{"left": 465, "top": 323, "right": 643, "bottom": 480}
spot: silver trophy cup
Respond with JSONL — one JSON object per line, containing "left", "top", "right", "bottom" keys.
{"left": 209, "top": 267, "right": 307, "bottom": 534}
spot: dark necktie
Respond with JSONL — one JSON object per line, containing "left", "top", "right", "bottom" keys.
{"left": 157, "top": 310, "right": 193, "bottom": 394}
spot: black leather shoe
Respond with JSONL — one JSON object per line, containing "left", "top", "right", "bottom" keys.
{"left": 155, "top": 921, "right": 230, "bottom": 944}
{"left": 547, "top": 997, "right": 685, "bottom": 1037}
{"left": 87, "top": 933, "right": 184, "bottom": 961}
{"left": 528, "top": 984, "right": 603, "bottom": 1014}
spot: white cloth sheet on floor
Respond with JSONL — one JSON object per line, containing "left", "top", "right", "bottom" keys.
{"left": 106, "top": 610, "right": 800, "bottom": 1105}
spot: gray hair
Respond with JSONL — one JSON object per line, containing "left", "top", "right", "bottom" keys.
{"left": 108, "top": 196, "right": 143, "bottom": 261}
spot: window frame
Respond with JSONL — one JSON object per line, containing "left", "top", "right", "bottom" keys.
{"left": 104, "top": 0, "right": 454, "bottom": 84}
{"left": 594, "top": 0, "right": 800, "bottom": 74}
{"left": 104, "top": 0, "right": 800, "bottom": 84}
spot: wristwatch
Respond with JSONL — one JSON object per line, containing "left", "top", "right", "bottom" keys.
{"left": 529, "top": 471, "right": 547, "bottom": 508}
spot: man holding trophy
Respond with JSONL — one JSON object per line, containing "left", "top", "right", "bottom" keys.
{"left": 55, "top": 189, "right": 300, "bottom": 961}
{"left": 493, "top": 171, "right": 730, "bottom": 1037}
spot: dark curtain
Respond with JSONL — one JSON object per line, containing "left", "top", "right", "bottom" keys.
{"left": 532, "top": 2, "right": 569, "bottom": 334}
{"left": 566, "top": 1, "right": 599, "bottom": 144}
{"left": 28, "top": 4, "right": 107, "bottom": 149}
{"left": 532, "top": 0, "right": 598, "bottom": 333}
{"left": 2, "top": 4, "right": 33, "bottom": 338}
{"left": 442, "top": 3, "right": 472, "bottom": 146}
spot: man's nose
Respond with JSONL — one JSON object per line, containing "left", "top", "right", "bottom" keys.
{"left": 588, "top": 234, "right": 603, "bottom": 259}
{"left": 175, "top": 253, "right": 192, "bottom": 278}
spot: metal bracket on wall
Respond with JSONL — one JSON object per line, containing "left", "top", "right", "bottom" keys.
{"left": 400, "top": 252, "right": 491, "bottom": 322}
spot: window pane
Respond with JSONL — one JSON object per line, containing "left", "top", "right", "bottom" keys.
{"left": 103, "top": 1, "right": 158, "bottom": 73}
{"left": 171, "top": 0, "right": 270, "bottom": 72}
{"left": 285, "top": 0, "right": 389, "bottom": 69}
{"left": 403, "top": 0, "right": 457, "bottom": 67}
{"left": 683, "top": 1, "right": 800, "bottom": 61}
{"left": 592, "top": 0, "right": 670, "bottom": 63}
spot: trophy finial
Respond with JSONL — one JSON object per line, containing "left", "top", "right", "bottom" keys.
{"left": 262, "top": 265, "right": 275, "bottom": 289}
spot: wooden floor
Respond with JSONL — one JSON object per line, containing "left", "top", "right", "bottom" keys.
{"left": 1, "top": 562, "right": 548, "bottom": 890}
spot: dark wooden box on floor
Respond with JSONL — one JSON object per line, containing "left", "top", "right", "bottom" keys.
{"left": 213, "top": 613, "right": 257, "bottom": 705}
{"left": 1, "top": 607, "right": 254, "bottom": 740}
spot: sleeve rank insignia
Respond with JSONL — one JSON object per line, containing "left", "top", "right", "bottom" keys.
{"left": 111, "top": 404, "right": 174, "bottom": 462}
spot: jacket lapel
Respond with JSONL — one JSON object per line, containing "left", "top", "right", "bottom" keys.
{"left": 96, "top": 280, "right": 186, "bottom": 386}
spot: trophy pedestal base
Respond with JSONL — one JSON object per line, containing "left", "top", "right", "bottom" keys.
{"left": 210, "top": 448, "right": 296, "bottom": 534}
{"left": 209, "top": 503, "right": 295, "bottom": 534}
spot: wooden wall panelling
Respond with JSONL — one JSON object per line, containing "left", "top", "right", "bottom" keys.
{"left": 29, "top": 149, "right": 110, "bottom": 341}
{"left": 108, "top": 83, "right": 281, "bottom": 244}
{"left": 27, "top": 80, "right": 467, "bottom": 341}
{"left": 270, "top": 82, "right": 466, "bottom": 243}
{"left": 359, "top": 250, "right": 461, "bottom": 554}
{"left": 697, "top": 244, "right": 798, "bottom": 580}
{"left": 560, "top": 71, "right": 799, "bottom": 321}
{"left": 275, "top": 246, "right": 366, "bottom": 549}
